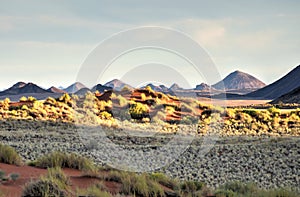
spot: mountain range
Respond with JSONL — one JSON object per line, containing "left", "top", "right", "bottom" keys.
{"left": 1, "top": 65, "right": 299, "bottom": 103}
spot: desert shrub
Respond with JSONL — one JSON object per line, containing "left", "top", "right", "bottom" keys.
{"left": 129, "top": 102, "right": 149, "bottom": 120}
{"left": 58, "top": 93, "right": 72, "bottom": 106}
{"left": 19, "top": 96, "right": 27, "bottom": 102}
{"left": 220, "top": 181, "right": 257, "bottom": 195}
{"left": 180, "top": 103, "right": 195, "bottom": 113}
{"left": 141, "top": 93, "right": 147, "bottom": 101}
{"left": 44, "top": 97, "right": 57, "bottom": 106}
{"left": 181, "top": 115, "right": 199, "bottom": 125}
{"left": 215, "top": 181, "right": 299, "bottom": 197}
{"left": 104, "top": 170, "right": 122, "bottom": 183}
{"left": 215, "top": 189, "right": 236, "bottom": 197}
{"left": 225, "top": 108, "right": 236, "bottom": 119}
{"left": 150, "top": 172, "right": 179, "bottom": 190}
{"left": 268, "top": 107, "right": 281, "bottom": 117}
{"left": 83, "top": 92, "right": 97, "bottom": 109}
{"left": 0, "top": 144, "right": 22, "bottom": 165}
{"left": 46, "top": 167, "right": 70, "bottom": 190}
{"left": 180, "top": 180, "right": 205, "bottom": 194}
{"left": 0, "top": 98, "right": 10, "bottom": 110}
{"left": 242, "top": 109, "right": 258, "bottom": 118}
{"left": 22, "top": 178, "right": 67, "bottom": 197}
{"left": 27, "top": 96, "right": 37, "bottom": 102}
{"left": 22, "top": 167, "right": 71, "bottom": 197}
{"left": 32, "top": 151, "right": 96, "bottom": 171}
{"left": 120, "top": 172, "right": 165, "bottom": 197}
{"left": 99, "top": 111, "right": 112, "bottom": 120}
{"left": 77, "top": 183, "right": 111, "bottom": 197}
{"left": 21, "top": 105, "right": 29, "bottom": 110}
{"left": 0, "top": 170, "right": 19, "bottom": 182}
{"left": 264, "top": 188, "right": 299, "bottom": 197}
{"left": 9, "top": 173, "right": 20, "bottom": 181}
{"left": 116, "top": 95, "right": 128, "bottom": 107}
{"left": 236, "top": 112, "right": 253, "bottom": 124}
{"left": 152, "top": 111, "right": 166, "bottom": 124}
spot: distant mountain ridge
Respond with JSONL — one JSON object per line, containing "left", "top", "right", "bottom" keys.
{"left": 104, "top": 79, "right": 133, "bottom": 91}
{"left": 247, "top": 65, "right": 300, "bottom": 99}
{"left": 213, "top": 70, "right": 266, "bottom": 90}
{"left": 169, "top": 83, "right": 182, "bottom": 91}
{"left": 0, "top": 82, "right": 50, "bottom": 96}
{"left": 47, "top": 86, "right": 66, "bottom": 93}
{"left": 63, "top": 82, "right": 86, "bottom": 93}
{"left": 195, "top": 83, "right": 213, "bottom": 91}
{"left": 91, "top": 84, "right": 112, "bottom": 93}
{"left": 1, "top": 66, "right": 298, "bottom": 101}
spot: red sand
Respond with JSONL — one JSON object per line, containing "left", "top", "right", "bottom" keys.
{"left": 0, "top": 163, "right": 118, "bottom": 197}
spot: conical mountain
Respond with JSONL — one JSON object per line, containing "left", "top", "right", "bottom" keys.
{"left": 213, "top": 70, "right": 266, "bottom": 90}
{"left": 169, "top": 83, "right": 182, "bottom": 91}
{"left": 63, "top": 82, "right": 86, "bottom": 93}
{"left": 247, "top": 65, "right": 300, "bottom": 99}
{"left": 104, "top": 79, "right": 133, "bottom": 91}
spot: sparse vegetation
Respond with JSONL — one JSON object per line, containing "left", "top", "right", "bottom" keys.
{"left": 0, "top": 144, "right": 22, "bottom": 165}
{"left": 0, "top": 87, "right": 299, "bottom": 136}
{"left": 30, "top": 151, "right": 96, "bottom": 171}
{"left": 0, "top": 169, "right": 19, "bottom": 182}
{"left": 76, "top": 183, "right": 111, "bottom": 197}
{"left": 215, "top": 181, "right": 299, "bottom": 197}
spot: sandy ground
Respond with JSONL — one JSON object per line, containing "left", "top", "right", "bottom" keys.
{"left": 0, "top": 163, "right": 115, "bottom": 197}
{"left": 198, "top": 99, "right": 271, "bottom": 107}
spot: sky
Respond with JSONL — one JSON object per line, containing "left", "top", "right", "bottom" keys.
{"left": 0, "top": 0, "right": 299, "bottom": 89}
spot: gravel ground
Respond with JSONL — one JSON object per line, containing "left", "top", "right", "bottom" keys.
{"left": 0, "top": 120, "right": 299, "bottom": 190}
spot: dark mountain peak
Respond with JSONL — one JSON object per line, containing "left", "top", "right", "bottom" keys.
{"left": 12, "top": 82, "right": 26, "bottom": 89}
{"left": 247, "top": 65, "right": 300, "bottom": 99}
{"left": 213, "top": 70, "right": 266, "bottom": 90}
{"left": 0, "top": 82, "right": 50, "bottom": 96}
{"left": 91, "top": 84, "right": 112, "bottom": 93}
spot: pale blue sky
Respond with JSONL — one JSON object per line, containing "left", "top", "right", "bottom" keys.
{"left": 0, "top": 0, "right": 299, "bottom": 89}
